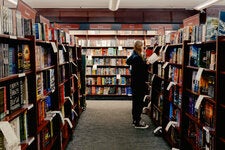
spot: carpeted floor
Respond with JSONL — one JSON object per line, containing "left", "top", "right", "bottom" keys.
{"left": 66, "top": 100, "right": 170, "bottom": 150}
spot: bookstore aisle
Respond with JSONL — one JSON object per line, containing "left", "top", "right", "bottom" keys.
{"left": 66, "top": 100, "right": 170, "bottom": 150}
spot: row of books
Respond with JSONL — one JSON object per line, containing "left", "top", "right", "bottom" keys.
{"left": 0, "top": 76, "right": 28, "bottom": 118}
{"left": 36, "top": 69, "right": 55, "bottom": 101}
{"left": 168, "top": 103, "right": 181, "bottom": 128}
{"left": 78, "top": 39, "right": 144, "bottom": 47}
{"left": 153, "top": 15, "right": 224, "bottom": 45}
{"left": 0, "top": 43, "right": 31, "bottom": 78}
{"left": 37, "top": 96, "right": 51, "bottom": 126}
{"left": 37, "top": 114, "right": 58, "bottom": 149}
{"left": 86, "top": 86, "right": 132, "bottom": 95}
{"left": 157, "top": 46, "right": 183, "bottom": 65}
{"left": 187, "top": 120, "right": 215, "bottom": 149}
{"left": 0, "top": 111, "right": 29, "bottom": 149}
{"left": 189, "top": 45, "right": 216, "bottom": 70}
{"left": 91, "top": 58, "right": 127, "bottom": 66}
{"left": 188, "top": 95, "right": 215, "bottom": 128}
{"left": 86, "top": 76, "right": 130, "bottom": 85}
{"left": 86, "top": 48, "right": 133, "bottom": 57}
{"left": 35, "top": 23, "right": 77, "bottom": 45}
{"left": 86, "top": 67, "right": 130, "bottom": 76}
{"left": 36, "top": 45, "right": 52, "bottom": 70}
{"left": 157, "top": 65, "right": 183, "bottom": 84}
{"left": 0, "top": 6, "right": 23, "bottom": 37}
{"left": 191, "top": 71, "right": 215, "bottom": 98}
{"left": 167, "top": 86, "right": 182, "bottom": 108}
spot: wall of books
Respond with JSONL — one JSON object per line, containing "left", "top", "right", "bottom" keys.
{"left": 0, "top": 1, "right": 83, "bottom": 150}
{"left": 147, "top": 12, "right": 225, "bottom": 150}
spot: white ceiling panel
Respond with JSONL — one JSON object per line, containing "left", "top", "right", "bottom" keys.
{"left": 22, "top": 0, "right": 225, "bottom": 9}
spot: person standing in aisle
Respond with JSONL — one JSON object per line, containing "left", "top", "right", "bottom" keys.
{"left": 126, "top": 40, "right": 149, "bottom": 129}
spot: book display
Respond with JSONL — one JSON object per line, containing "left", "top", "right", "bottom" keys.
{"left": 146, "top": 12, "right": 225, "bottom": 150}
{"left": 72, "top": 30, "right": 155, "bottom": 99}
{"left": 0, "top": 1, "right": 83, "bottom": 150}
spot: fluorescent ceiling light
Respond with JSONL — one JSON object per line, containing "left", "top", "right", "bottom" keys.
{"left": 7, "top": 0, "right": 18, "bottom": 5}
{"left": 109, "top": 0, "right": 120, "bottom": 11}
{"left": 194, "top": 0, "right": 221, "bottom": 10}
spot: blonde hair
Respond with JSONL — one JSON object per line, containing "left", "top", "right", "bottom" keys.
{"left": 134, "top": 40, "right": 143, "bottom": 56}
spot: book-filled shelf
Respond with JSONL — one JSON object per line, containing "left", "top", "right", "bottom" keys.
{"left": 148, "top": 39, "right": 184, "bottom": 148}
{"left": 0, "top": 1, "right": 83, "bottom": 150}
{"left": 85, "top": 47, "right": 132, "bottom": 99}
{"left": 71, "top": 30, "right": 156, "bottom": 100}
{"left": 147, "top": 12, "right": 225, "bottom": 150}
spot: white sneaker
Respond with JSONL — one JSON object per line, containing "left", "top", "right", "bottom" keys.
{"left": 135, "top": 124, "right": 149, "bottom": 129}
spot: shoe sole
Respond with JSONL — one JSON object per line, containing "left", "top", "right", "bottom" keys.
{"left": 135, "top": 125, "right": 149, "bottom": 129}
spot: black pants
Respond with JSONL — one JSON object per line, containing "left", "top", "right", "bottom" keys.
{"left": 132, "top": 93, "right": 145, "bottom": 125}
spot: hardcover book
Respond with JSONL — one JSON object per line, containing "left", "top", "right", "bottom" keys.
{"left": 17, "top": 45, "right": 24, "bottom": 73}
{"left": 7, "top": 80, "right": 22, "bottom": 113}
{"left": 23, "top": 44, "right": 31, "bottom": 71}
{"left": 0, "top": 86, "right": 7, "bottom": 119}
{"left": 8, "top": 46, "right": 17, "bottom": 75}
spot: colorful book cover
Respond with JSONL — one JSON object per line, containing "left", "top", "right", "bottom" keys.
{"left": 23, "top": 44, "right": 31, "bottom": 71}
{"left": 7, "top": 80, "right": 22, "bottom": 113}
{"left": 205, "top": 17, "right": 218, "bottom": 41}
{"left": 8, "top": 46, "right": 17, "bottom": 74}
{"left": 17, "top": 45, "right": 24, "bottom": 73}
{"left": 0, "top": 86, "right": 7, "bottom": 119}
{"left": 218, "top": 11, "right": 225, "bottom": 36}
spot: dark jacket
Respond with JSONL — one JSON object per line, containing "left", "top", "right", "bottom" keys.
{"left": 126, "top": 51, "right": 149, "bottom": 95}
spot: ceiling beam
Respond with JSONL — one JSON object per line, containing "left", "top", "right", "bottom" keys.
{"left": 35, "top": 8, "right": 199, "bottom": 24}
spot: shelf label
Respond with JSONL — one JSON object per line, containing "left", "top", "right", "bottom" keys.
{"left": 153, "top": 46, "right": 157, "bottom": 52}
{"left": 93, "top": 64, "right": 97, "bottom": 70}
{"left": 27, "top": 137, "right": 35, "bottom": 145}
{"left": 27, "top": 104, "right": 34, "bottom": 110}
{"left": 195, "top": 95, "right": 209, "bottom": 110}
{"left": 71, "top": 61, "right": 78, "bottom": 67}
{"left": 143, "top": 95, "right": 150, "bottom": 102}
{"left": 147, "top": 53, "right": 159, "bottom": 64}
{"left": 10, "top": 35, "right": 17, "bottom": 39}
{"left": 72, "top": 74, "right": 78, "bottom": 80}
{"left": 162, "top": 45, "right": 168, "bottom": 62}
{"left": 166, "top": 82, "right": 175, "bottom": 91}
{"left": 62, "top": 44, "right": 67, "bottom": 52}
{"left": 153, "top": 126, "right": 162, "bottom": 134}
{"left": 18, "top": 73, "right": 26, "bottom": 78}
{"left": 196, "top": 67, "right": 204, "bottom": 81}
{"left": 159, "top": 45, "right": 164, "bottom": 53}
{"left": 72, "top": 109, "right": 78, "bottom": 117}
{"left": 51, "top": 111, "right": 65, "bottom": 124}
{"left": 118, "top": 46, "right": 123, "bottom": 51}
{"left": 51, "top": 42, "right": 58, "bottom": 53}
{"left": 88, "top": 55, "right": 92, "bottom": 60}
{"left": 162, "top": 62, "right": 169, "bottom": 69}
{"left": 116, "top": 74, "right": 121, "bottom": 79}
{"left": 164, "top": 44, "right": 169, "bottom": 53}
{"left": 64, "top": 118, "right": 73, "bottom": 128}
{"left": 65, "top": 96, "right": 74, "bottom": 105}
{"left": 151, "top": 74, "right": 156, "bottom": 82}
{"left": 172, "top": 148, "right": 180, "bottom": 150}
{"left": 0, "top": 121, "right": 20, "bottom": 149}
{"left": 165, "top": 121, "right": 178, "bottom": 132}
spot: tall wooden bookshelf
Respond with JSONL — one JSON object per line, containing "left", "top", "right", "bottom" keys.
{"left": 0, "top": 35, "right": 36, "bottom": 150}
{"left": 0, "top": 1, "right": 83, "bottom": 149}
{"left": 148, "top": 33, "right": 225, "bottom": 150}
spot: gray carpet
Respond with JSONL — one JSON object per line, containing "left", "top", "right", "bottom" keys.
{"left": 66, "top": 100, "right": 170, "bottom": 150}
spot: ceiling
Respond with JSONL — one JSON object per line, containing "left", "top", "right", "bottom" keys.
{"left": 22, "top": 0, "right": 225, "bottom": 9}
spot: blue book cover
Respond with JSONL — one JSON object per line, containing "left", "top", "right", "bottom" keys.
{"left": 206, "top": 17, "right": 218, "bottom": 41}
{"left": 218, "top": 11, "right": 225, "bottom": 36}
{"left": 8, "top": 46, "right": 17, "bottom": 75}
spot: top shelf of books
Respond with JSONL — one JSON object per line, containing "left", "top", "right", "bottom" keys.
{"left": 70, "top": 30, "right": 158, "bottom": 36}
